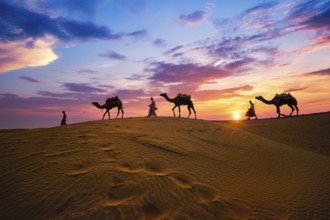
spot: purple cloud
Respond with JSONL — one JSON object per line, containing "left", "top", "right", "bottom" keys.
{"left": 99, "top": 51, "right": 127, "bottom": 60}
{"left": 303, "top": 7, "right": 330, "bottom": 30}
{"left": 126, "top": 30, "right": 148, "bottom": 39}
{"left": 77, "top": 69, "right": 98, "bottom": 74}
{"left": 164, "top": 45, "right": 185, "bottom": 55}
{"left": 148, "top": 62, "right": 231, "bottom": 84}
{"left": 177, "top": 10, "right": 208, "bottom": 24}
{"left": 0, "top": 1, "right": 143, "bottom": 43}
{"left": 125, "top": 74, "right": 148, "bottom": 81}
{"left": 223, "top": 57, "right": 256, "bottom": 71}
{"left": 284, "top": 87, "right": 308, "bottom": 93}
{"left": 113, "top": 89, "right": 146, "bottom": 100}
{"left": 243, "top": 2, "right": 278, "bottom": 16}
{"left": 56, "top": 0, "right": 103, "bottom": 16}
{"left": 18, "top": 76, "right": 41, "bottom": 83}
{"left": 304, "top": 67, "right": 330, "bottom": 76}
{"left": 63, "top": 83, "right": 107, "bottom": 93}
{"left": 153, "top": 38, "right": 166, "bottom": 47}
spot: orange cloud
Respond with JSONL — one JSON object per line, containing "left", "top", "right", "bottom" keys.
{"left": 0, "top": 36, "right": 58, "bottom": 74}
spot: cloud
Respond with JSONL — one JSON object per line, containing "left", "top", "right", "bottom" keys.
{"left": 55, "top": 0, "right": 104, "bottom": 16}
{"left": 177, "top": 10, "right": 208, "bottom": 25}
{"left": 77, "top": 69, "right": 98, "bottom": 74}
{"left": 153, "top": 38, "right": 166, "bottom": 47}
{"left": 99, "top": 51, "right": 127, "bottom": 60}
{"left": 126, "top": 30, "right": 148, "bottom": 39}
{"left": 284, "top": 87, "right": 308, "bottom": 93}
{"left": 194, "top": 85, "right": 254, "bottom": 101}
{"left": 0, "top": 92, "right": 82, "bottom": 111}
{"left": 0, "top": 36, "right": 58, "bottom": 74}
{"left": 303, "top": 7, "right": 330, "bottom": 30}
{"left": 243, "top": 2, "right": 278, "bottom": 16}
{"left": 148, "top": 62, "right": 231, "bottom": 84}
{"left": 63, "top": 83, "right": 107, "bottom": 93}
{"left": 113, "top": 89, "right": 146, "bottom": 100}
{"left": 164, "top": 45, "right": 185, "bottom": 55}
{"left": 0, "top": 1, "right": 142, "bottom": 43}
{"left": 18, "top": 76, "right": 41, "bottom": 83}
{"left": 125, "top": 74, "right": 148, "bottom": 81}
{"left": 223, "top": 57, "right": 256, "bottom": 71}
{"left": 119, "top": 0, "right": 146, "bottom": 14}
{"left": 304, "top": 67, "right": 330, "bottom": 76}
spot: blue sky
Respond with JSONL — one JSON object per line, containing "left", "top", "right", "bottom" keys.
{"left": 0, "top": 0, "right": 329, "bottom": 128}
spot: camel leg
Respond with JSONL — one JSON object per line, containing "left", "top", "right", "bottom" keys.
{"left": 187, "top": 106, "right": 191, "bottom": 118}
{"left": 172, "top": 106, "right": 177, "bottom": 117}
{"left": 276, "top": 106, "right": 281, "bottom": 118}
{"left": 121, "top": 108, "right": 124, "bottom": 119}
{"left": 192, "top": 106, "right": 196, "bottom": 119}
{"left": 102, "top": 110, "right": 108, "bottom": 120}
{"left": 276, "top": 106, "right": 285, "bottom": 118}
{"left": 116, "top": 107, "right": 120, "bottom": 119}
{"left": 107, "top": 110, "right": 111, "bottom": 120}
{"left": 288, "top": 104, "right": 295, "bottom": 117}
{"left": 178, "top": 106, "right": 181, "bottom": 118}
{"left": 295, "top": 104, "right": 299, "bottom": 116}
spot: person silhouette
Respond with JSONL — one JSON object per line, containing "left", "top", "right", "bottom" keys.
{"left": 246, "top": 100, "right": 258, "bottom": 120}
{"left": 61, "top": 111, "right": 67, "bottom": 125}
{"left": 147, "top": 97, "right": 157, "bottom": 117}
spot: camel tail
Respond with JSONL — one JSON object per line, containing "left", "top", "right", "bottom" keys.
{"left": 92, "top": 102, "right": 103, "bottom": 109}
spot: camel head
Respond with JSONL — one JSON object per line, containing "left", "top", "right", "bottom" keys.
{"left": 255, "top": 96, "right": 262, "bottom": 101}
{"left": 91, "top": 102, "right": 104, "bottom": 109}
{"left": 160, "top": 93, "right": 167, "bottom": 97}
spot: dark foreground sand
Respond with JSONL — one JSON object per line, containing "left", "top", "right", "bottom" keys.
{"left": 0, "top": 113, "right": 330, "bottom": 219}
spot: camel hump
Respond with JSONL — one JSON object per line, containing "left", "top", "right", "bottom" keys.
{"left": 274, "top": 93, "right": 295, "bottom": 102}
{"left": 177, "top": 93, "right": 191, "bottom": 100}
{"left": 106, "top": 96, "right": 121, "bottom": 105}
{"left": 275, "top": 93, "right": 291, "bottom": 98}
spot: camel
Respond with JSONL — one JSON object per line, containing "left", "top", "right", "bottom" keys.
{"left": 160, "top": 93, "right": 196, "bottom": 119}
{"left": 92, "top": 96, "right": 124, "bottom": 120}
{"left": 255, "top": 93, "right": 299, "bottom": 118}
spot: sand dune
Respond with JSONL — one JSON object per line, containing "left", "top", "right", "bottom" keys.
{"left": 1, "top": 113, "right": 330, "bottom": 219}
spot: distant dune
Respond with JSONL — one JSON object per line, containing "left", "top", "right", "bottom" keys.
{"left": 1, "top": 113, "right": 330, "bottom": 219}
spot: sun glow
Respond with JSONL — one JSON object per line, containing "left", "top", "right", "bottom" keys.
{"left": 233, "top": 112, "right": 241, "bottom": 120}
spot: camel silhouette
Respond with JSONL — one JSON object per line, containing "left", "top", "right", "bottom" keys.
{"left": 255, "top": 93, "right": 299, "bottom": 118}
{"left": 160, "top": 93, "right": 196, "bottom": 119}
{"left": 92, "top": 96, "right": 124, "bottom": 120}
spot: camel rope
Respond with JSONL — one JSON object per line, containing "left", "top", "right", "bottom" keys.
{"left": 67, "top": 106, "right": 94, "bottom": 122}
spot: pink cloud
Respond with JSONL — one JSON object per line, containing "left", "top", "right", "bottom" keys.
{"left": 0, "top": 37, "right": 58, "bottom": 74}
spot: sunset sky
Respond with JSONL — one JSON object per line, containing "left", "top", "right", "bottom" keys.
{"left": 0, "top": 0, "right": 329, "bottom": 128}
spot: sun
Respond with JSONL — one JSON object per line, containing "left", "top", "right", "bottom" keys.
{"left": 233, "top": 112, "right": 241, "bottom": 120}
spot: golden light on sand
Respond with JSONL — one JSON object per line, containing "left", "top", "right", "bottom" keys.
{"left": 233, "top": 112, "right": 241, "bottom": 120}
{"left": 0, "top": 113, "right": 330, "bottom": 219}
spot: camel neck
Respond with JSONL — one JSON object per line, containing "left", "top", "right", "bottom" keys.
{"left": 259, "top": 97, "right": 273, "bottom": 105}
{"left": 163, "top": 94, "right": 175, "bottom": 102}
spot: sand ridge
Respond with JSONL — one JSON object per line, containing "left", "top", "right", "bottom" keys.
{"left": 0, "top": 114, "right": 330, "bottom": 219}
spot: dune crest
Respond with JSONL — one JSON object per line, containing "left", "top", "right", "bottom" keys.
{"left": 1, "top": 113, "right": 330, "bottom": 219}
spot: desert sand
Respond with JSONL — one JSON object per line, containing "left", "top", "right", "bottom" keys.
{"left": 0, "top": 113, "right": 330, "bottom": 219}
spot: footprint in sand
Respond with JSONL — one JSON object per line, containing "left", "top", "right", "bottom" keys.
{"left": 168, "top": 173, "right": 194, "bottom": 189}
{"left": 168, "top": 173, "right": 219, "bottom": 203}
{"left": 191, "top": 183, "right": 219, "bottom": 203}
{"left": 104, "top": 183, "right": 138, "bottom": 207}
{"left": 117, "top": 162, "right": 140, "bottom": 173}
{"left": 111, "top": 176, "right": 125, "bottom": 187}
{"left": 143, "top": 162, "right": 168, "bottom": 176}
{"left": 142, "top": 203, "right": 166, "bottom": 220}
{"left": 66, "top": 162, "right": 93, "bottom": 176}
{"left": 104, "top": 192, "right": 134, "bottom": 206}
{"left": 97, "top": 142, "right": 114, "bottom": 151}
{"left": 97, "top": 142, "right": 118, "bottom": 162}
